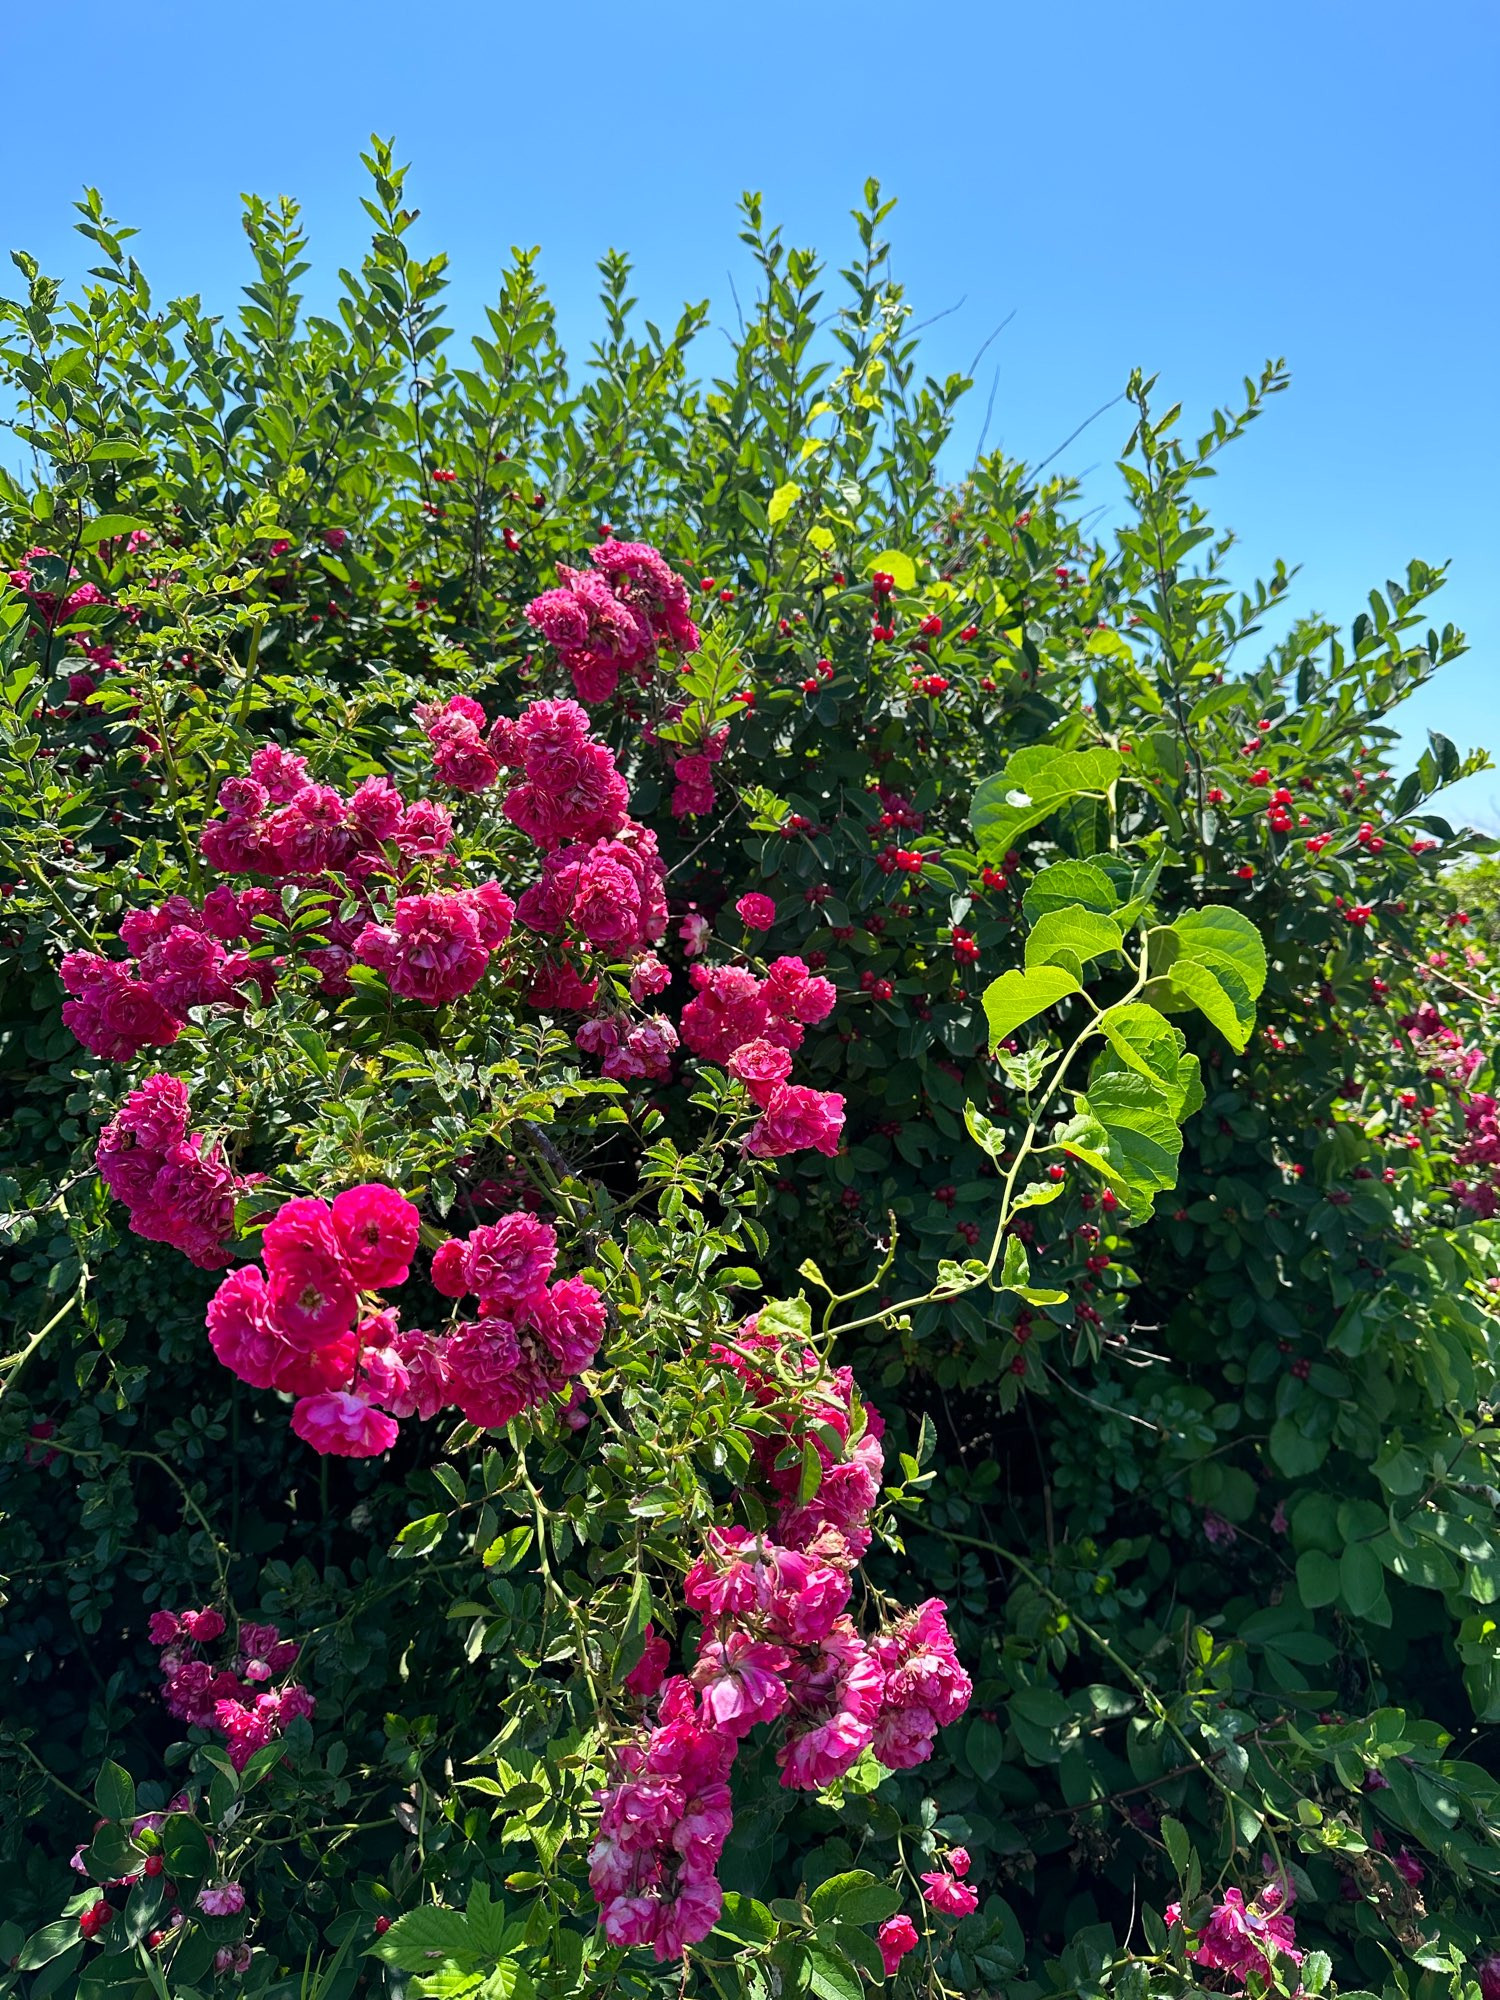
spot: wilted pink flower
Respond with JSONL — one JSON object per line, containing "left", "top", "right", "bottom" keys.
{"left": 678, "top": 912, "right": 711, "bottom": 958}
{"left": 197, "top": 1883, "right": 246, "bottom": 1917}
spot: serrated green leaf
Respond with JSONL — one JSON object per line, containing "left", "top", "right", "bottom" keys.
{"left": 981, "top": 966, "right": 1080, "bottom": 1046}
{"left": 1024, "top": 906, "right": 1123, "bottom": 972}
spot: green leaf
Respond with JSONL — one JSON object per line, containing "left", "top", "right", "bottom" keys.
{"left": 1022, "top": 860, "right": 1119, "bottom": 925}
{"left": 161, "top": 1812, "right": 212, "bottom": 1886}
{"left": 869, "top": 549, "right": 916, "bottom": 592}
{"left": 768, "top": 481, "right": 800, "bottom": 526}
{"left": 810, "top": 1870, "right": 879, "bottom": 1919}
{"left": 1167, "top": 955, "right": 1256, "bottom": 1053}
{"left": 95, "top": 1758, "right": 136, "bottom": 1824}
{"left": 999, "top": 1232, "right": 1067, "bottom": 1306}
{"left": 802, "top": 1944, "right": 863, "bottom": 2000}
{"left": 1160, "top": 1815, "right": 1190, "bottom": 1879}
{"left": 369, "top": 1907, "right": 474, "bottom": 1971}
{"left": 80, "top": 513, "right": 152, "bottom": 546}
{"left": 1271, "top": 1418, "right": 1329, "bottom": 1478}
{"left": 1056, "top": 1070, "right": 1183, "bottom": 1214}
{"left": 394, "top": 1513, "right": 446, "bottom": 1559}
{"left": 1097, "top": 1004, "right": 1204, "bottom": 1120}
{"left": 18, "top": 1922, "right": 81, "bottom": 1971}
{"left": 714, "top": 1893, "right": 778, "bottom": 1946}
{"left": 981, "top": 966, "right": 1080, "bottom": 1046}
{"left": 1024, "top": 906, "right": 1123, "bottom": 972}
{"left": 757, "top": 1295, "right": 813, "bottom": 1344}
{"left": 611, "top": 1567, "right": 654, "bottom": 1684}
{"left": 1159, "top": 905, "right": 1268, "bottom": 1050}
{"left": 1296, "top": 1550, "right": 1341, "bottom": 1609}
{"left": 1340, "top": 1543, "right": 1385, "bottom": 1619}
{"left": 970, "top": 745, "right": 1122, "bottom": 861}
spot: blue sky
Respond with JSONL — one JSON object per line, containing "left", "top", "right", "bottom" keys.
{"left": 6, "top": 0, "right": 1497, "bottom": 828}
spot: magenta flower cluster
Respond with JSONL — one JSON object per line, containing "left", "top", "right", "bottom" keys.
{"left": 207, "top": 1188, "right": 604, "bottom": 1458}
{"left": 524, "top": 539, "right": 700, "bottom": 706}
{"left": 148, "top": 1607, "right": 313, "bottom": 1773}
{"left": 96, "top": 1073, "right": 247, "bottom": 1269}
{"left": 587, "top": 1327, "right": 972, "bottom": 1960}
{"left": 61, "top": 888, "right": 279, "bottom": 1062}
{"left": 680, "top": 959, "right": 845, "bottom": 1158}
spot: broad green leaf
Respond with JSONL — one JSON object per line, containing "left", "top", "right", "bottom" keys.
{"left": 1168, "top": 955, "right": 1256, "bottom": 1053}
{"left": 1056, "top": 1070, "right": 1183, "bottom": 1214}
{"left": 981, "top": 966, "right": 1080, "bottom": 1046}
{"left": 970, "top": 746, "right": 1122, "bottom": 862}
{"left": 758, "top": 1295, "right": 813, "bottom": 1344}
{"left": 810, "top": 1869, "right": 879, "bottom": 1919}
{"left": 1171, "top": 905, "right": 1268, "bottom": 997}
{"left": 1340, "top": 1543, "right": 1386, "bottom": 1620}
{"left": 714, "top": 1894, "right": 777, "bottom": 1946}
{"left": 1097, "top": 1004, "right": 1204, "bottom": 1119}
{"left": 161, "top": 1812, "right": 212, "bottom": 1886}
{"left": 1160, "top": 1815, "right": 1190, "bottom": 1878}
{"left": 868, "top": 548, "right": 916, "bottom": 591}
{"left": 95, "top": 1758, "right": 136, "bottom": 1824}
{"left": 369, "top": 1907, "right": 474, "bottom": 1971}
{"left": 1011, "top": 1178, "right": 1065, "bottom": 1213}
{"left": 80, "top": 512, "right": 152, "bottom": 546}
{"left": 1296, "top": 1550, "right": 1341, "bottom": 1608}
{"left": 768, "top": 481, "right": 800, "bottom": 526}
{"left": 1022, "top": 860, "right": 1119, "bottom": 924}
{"left": 1270, "top": 1418, "right": 1329, "bottom": 1478}
{"left": 17, "top": 1922, "right": 80, "bottom": 1971}
{"left": 1025, "top": 905, "right": 1123, "bottom": 972}
{"left": 802, "top": 1944, "right": 863, "bottom": 2000}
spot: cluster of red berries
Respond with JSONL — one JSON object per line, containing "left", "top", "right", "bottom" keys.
{"left": 877, "top": 848, "right": 924, "bottom": 876}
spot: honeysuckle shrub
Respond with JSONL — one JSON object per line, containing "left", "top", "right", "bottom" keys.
{"left": 2, "top": 143, "right": 1500, "bottom": 2000}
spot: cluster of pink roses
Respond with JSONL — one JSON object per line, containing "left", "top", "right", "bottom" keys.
{"left": 1165, "top": 1877, "right": 1301, "bottom": 1986}
{"left": 1456, "top": 1092, "right": 1500, "bottom": 1219}
{"left": 428, "top": 1211, "right": 606, "bottom": 1427}
{"left": 525, "top": 539, "right": 699, "bottom": 705}
{"left": 1399, "top": 1000, "right": 1500, "bottom": 1218}
{"left": 681, "top": 959, "right": 845, "bottom": 1158}
{"left": 61, "top": 888, "right": 280, "bottom": 1061}
{"left": 148, "top": 1606, "right": 313, "bottom": 1773}
{"left": 95, "top": 1073, "right": 247, "bottom": 1270}
{"left": 588, "top": 1329, "right": 972, "bottom": 1960}
{"left": 206, "top": 1186, "right": 604, "bottom": 1458}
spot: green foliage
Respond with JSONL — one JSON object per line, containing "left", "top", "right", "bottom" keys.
{"left": 1, "top": 147, "right": 1499, "bottom": 2000}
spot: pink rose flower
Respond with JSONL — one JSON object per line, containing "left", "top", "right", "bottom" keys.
{"left": 290, "top": 1390, "right": 399, "bottom": 1458}
{"left": 879, "top": 1914, "right": 920, "bottom": 1975}
{"left": 330, "top": 1183, "right": 420, "bottom": 1290}
{"left": 735, "top": 892, "right": 776, "bottom": 931}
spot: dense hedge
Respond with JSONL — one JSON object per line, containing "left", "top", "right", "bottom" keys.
{"left": 3, "top": 146, "right": 1500, "bottom": 2000}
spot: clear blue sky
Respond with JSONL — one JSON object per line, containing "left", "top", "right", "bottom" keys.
{"left": 6, "top": 1, "right": 1497, "bottom": 829}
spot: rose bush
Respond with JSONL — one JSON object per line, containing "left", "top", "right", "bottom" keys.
{"left": 2, "top": 148, "right": 1499, "bottom": 2000}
